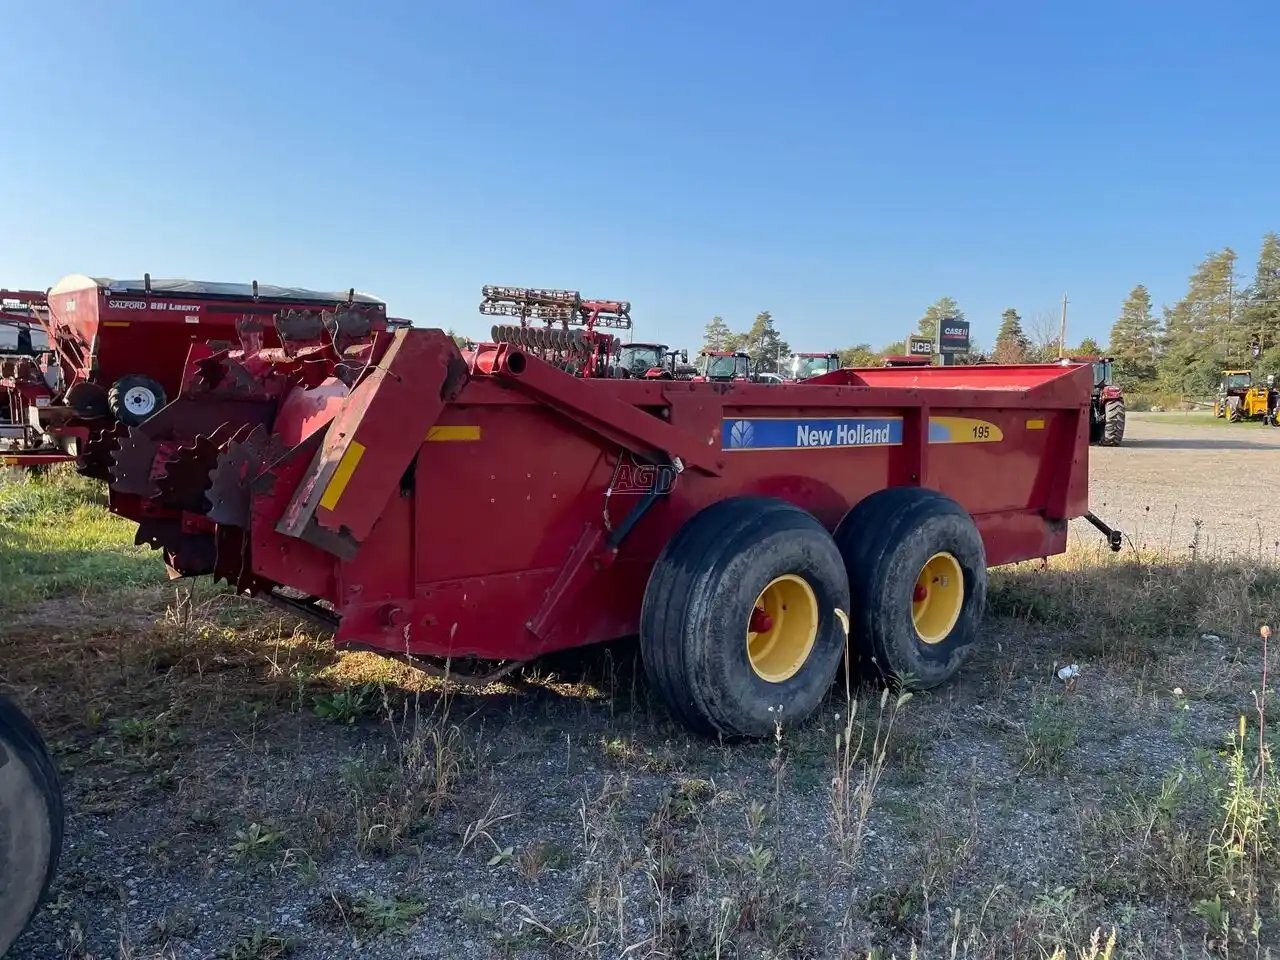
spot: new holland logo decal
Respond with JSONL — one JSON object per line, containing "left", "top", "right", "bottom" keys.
{"left": 721, "top": 416, "right": 1005, "bottom": 450}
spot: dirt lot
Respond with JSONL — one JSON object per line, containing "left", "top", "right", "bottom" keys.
{"left": 1083, "top": 412, "right": 1280, "bottom": 558}
{"left": 4, "top": 415, "right": 1280, "bottom": 960}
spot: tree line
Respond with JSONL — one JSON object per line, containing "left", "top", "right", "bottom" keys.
{"left": 701, "top": 311, "right": 791, "bottom": 372}
{"left": 1107, "top": 233, "right": 1280, "bottom": 397}
{"left": 701, "top": 297, "right": 1101, "bottom": 372}
{"left": 698, "top": 232, "right": 1280, "bottom": 395}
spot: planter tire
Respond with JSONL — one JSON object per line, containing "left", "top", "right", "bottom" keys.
{"left": 108, "top": 374, "right": 167, "bottom": 426}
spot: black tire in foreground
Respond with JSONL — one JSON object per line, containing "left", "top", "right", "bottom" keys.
{"left": 641, "top": 497, "right": 850, "bottom": 738}
{"left": 0, "top": 696, "right": 63, "bottom": 956}
{"left": 835, "top": 487, "right": 987, "bottom": 689}
{"left": 107, "top": 374, "right": 167, "bottom": 427}
{"left": 1100, "top": 399, "right": 1125, "bottom": 446}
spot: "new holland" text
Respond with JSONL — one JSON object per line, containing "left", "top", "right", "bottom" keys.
{"left": 795, "top": 422, "right": 893, "bottom": 447}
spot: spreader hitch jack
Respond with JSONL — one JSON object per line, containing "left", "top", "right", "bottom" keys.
{"left": 1084, "top": 511, "right": 1123, "bottom": 552}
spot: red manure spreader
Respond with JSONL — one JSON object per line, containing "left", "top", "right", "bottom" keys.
{"left": 0, "top": 275, "right": 385, "bottom": 467}
{"left": 95, "top": 307, "right": 1114, "bottom": 739}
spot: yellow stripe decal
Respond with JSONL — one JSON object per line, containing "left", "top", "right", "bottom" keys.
{"left": 1026, "top": 418, "right": 1046, "bottom": 430}
{"left": 426, "top": 425, "right": 481, "bottom": 442}
{"left": 318, "top": 441, "right": 365, "bottom": 511}
{"left": 102, "top": 321, "right": 131, "bottom": 327}
{"left": 928, "top": 416, "right": 1004, "bottom": 444}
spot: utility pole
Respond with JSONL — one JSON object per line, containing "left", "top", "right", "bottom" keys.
{"left": 1057, "top": 294, "right": 1068, "bottom": 359}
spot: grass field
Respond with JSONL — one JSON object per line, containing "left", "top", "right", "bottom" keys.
{"left": 2, "top": 467, "right": 1279, "bottom": 959}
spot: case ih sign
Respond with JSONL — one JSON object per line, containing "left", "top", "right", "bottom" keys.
{"left": 938, "top": 319, "right": 970, "bottom": 355}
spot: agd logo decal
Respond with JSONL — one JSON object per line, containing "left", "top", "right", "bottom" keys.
{"left": 609, "top": 451, "right": 678, "bottom": 495}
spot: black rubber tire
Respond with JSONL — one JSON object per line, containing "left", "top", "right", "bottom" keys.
{"left": 0, "top": 696, "right": 63, "bottom": 955}
{"left": 1100, "top": 400, "right": 1125, "bottom": 446}
{"left": 1088, "top": 415, "right": 1104, "bottom": 444}
{"left": 834, "top": 488, "right": 987, "bottom": 689}
{"left": 107, "top": 374, "right": 167, "bottom": 427}
{"left": 64, "top": 382, "right": 110, "bottom": 419}
{"left": 640, "top": 497, "right": 850, "bottom": 738}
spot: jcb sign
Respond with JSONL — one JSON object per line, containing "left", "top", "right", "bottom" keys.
{"left": 938, "top": 319, "right": 970, "bottom": 356}
{"left": 907, "top": 335, "right": 934, "bottom": 357}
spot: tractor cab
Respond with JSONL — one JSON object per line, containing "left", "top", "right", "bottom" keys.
{"left": 693, "top": 351, "right": 752, "bottom": 382}
{"left": 1060, "top": 356, "right": 1121, "bottom": 402}
{"left": 616, "top": 342, "right": 667, "bottom": 378}
{"left": 1214, "top": 369, "right": 1276, "bottom": 423}
{"left": 1088, "top": 358, "right": 1114, "bottom": 390}
{"left": 615, "top": 342, "right": 688, "bottom": 379}
{"left": 1053, "top": 356, "right": 1125, "bottom": 445}
{"left": 784, "top": 352, "right": 841, "bottom": 381}
{"left": 1057, "top": 355, "right": 1115, "bottom": 390}
{"left": 1220, "top": 370, "right": 1254, "bottom": 395}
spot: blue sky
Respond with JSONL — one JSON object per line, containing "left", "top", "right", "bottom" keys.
{"left": 3, "top": 1, "right": 1277, "bottom": 352}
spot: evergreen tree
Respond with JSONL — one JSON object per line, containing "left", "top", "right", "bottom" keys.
{"left": 880, "top": 339, "right": 906, "bottom": 356}
{"left": 1157, "top": 249, "right": 1236, "bottom": 395}
{"left": 701, "top": 315, "right": 733, "bottom": 352}
{"left": 993, "top": 308, "right": 1029, "bottom": 363}
{"left": 917, "top": 297, "right": 964, "bottom": 340}
{"left": 1075, "top": 336, "right": 1102, "bottom": 356}
{"left": 743, "top": 311, "right": 790, "bottom": 372}
{"left": 1108, "top": 284, "right": 1158, "bottom": 383}
{"left": 837, "top": 343, "right": 877, "bottom": 367}
{"left": 1257, "top": 344, "right": 1280, "bottom": 382}
{"left": 1239, "top": 232, "right": 1280, "bottom": 358}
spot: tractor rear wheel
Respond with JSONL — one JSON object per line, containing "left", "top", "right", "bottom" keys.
{"left": 108, "top": 374, "right": 167, "bottom": 427}
{"left": 1227, "top": 396, "right": 1243, "bottom": 422}
{"left": 1088, "top": 414, "right": 1104, "bottom": 444}
{"left": 1100, "top": 400, "right": 1125, "bottom": 446}
{"left": 0, "top": 696, "right": 63, "bottom": 955}
{"left": 640, "top": 497, "right": 849, "bottom": 738}
{"left": 834, "top": 488, "right": 987, "bottom": 689}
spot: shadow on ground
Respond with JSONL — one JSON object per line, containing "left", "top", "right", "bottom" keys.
{"left": 1116, "top": 435, "right": 1280, "bottom": 451}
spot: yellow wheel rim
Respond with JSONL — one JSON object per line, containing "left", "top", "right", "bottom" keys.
{"left": 745, "top": 574, "right": 819, "bottom": 683}
{"left": 912, "top": 552, "right": 964, "bottom": 644}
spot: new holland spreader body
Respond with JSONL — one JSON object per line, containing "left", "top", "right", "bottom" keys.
{"left": 101, "top": 312, "right": 1097, "bottom": 737}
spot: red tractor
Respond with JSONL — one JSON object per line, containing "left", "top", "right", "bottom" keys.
{"left": 784, "top": 352, "right": 841, "bottom": 381}
{"left": 692, "top": 350, "right": 753, "bottom": 382}
{"left": 1058, "top": 356, "right": 1124, "bottom": 446}
{"left": 614, "top": 342, "right": 689, "bottom": 380}
{"left": 1, "top": 276, "right": 386, "bottom": 467}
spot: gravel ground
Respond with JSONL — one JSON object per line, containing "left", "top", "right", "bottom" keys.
{"left": 1080, "top": 411, "right": 1280, "bottom": 558}
{"left": 5, "top": 413, "right": 1280, "bottom": 959}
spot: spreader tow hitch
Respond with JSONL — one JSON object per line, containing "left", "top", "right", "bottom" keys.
{"left": 1084, "top": 511, "right": 1124, "bottom": 552}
